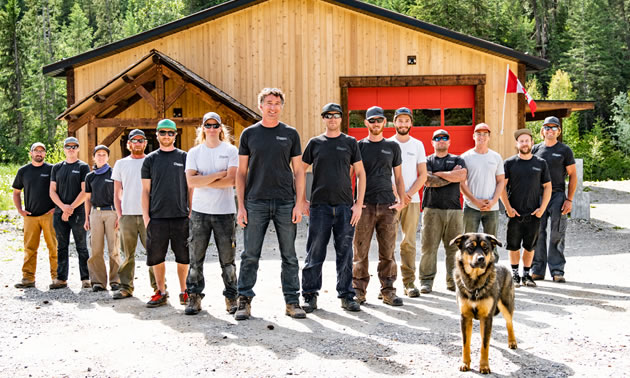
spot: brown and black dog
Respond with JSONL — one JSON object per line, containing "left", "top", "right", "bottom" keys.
{"left": 450, "top": 232, "right": 517, "bottom": 374}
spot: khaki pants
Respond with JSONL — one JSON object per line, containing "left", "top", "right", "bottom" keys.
{"left": 22, "top": 213, "right": 57, "bottom": 281}
{"left": 397, "top": 202, "right": 420, "bottom": 285}
{"left": 118, "top": 215, "right": 158, "bottom": 294}
{"left": 87, "top": 209, "right": 120, "bottom": 286}
{"left": 419, "top": 207, "right": 463, "bottom": 288}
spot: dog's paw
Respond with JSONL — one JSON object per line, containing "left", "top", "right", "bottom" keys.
{"left": 508, "top": 340, "right": 518, "bottom": 349}
{"left": 459, "top": 363, "right": 470, "bottom": 372}
{"left": 479, "top": 365, "right": 491, "bottom": 374}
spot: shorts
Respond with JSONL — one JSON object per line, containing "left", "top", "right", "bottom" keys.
{"left": 506, "top": 215, "right": 541, "bottom": 251}
{"left": 146, "top": 217, "right": 190, "bottom": 266}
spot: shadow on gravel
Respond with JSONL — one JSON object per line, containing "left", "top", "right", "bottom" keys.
{"left": 15, "top": 286, "right": 108, "bottom": 310}
{"left": 587, "top": 186, "right": 630, "bottom": 204}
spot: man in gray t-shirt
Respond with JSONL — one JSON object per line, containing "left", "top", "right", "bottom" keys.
{"left": 460, "top": 123, "right": 505, "bottom": 261}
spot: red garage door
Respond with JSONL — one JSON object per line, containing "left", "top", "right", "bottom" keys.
{"left": 347, "top": 85, "right": 475, "bottom": 155}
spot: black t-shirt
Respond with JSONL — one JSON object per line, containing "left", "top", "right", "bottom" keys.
{"left": 422, "top": 154, "right": 466, "bottom": 210}
{"left": 358, "top": 138, "right": 402, "bottom": 204}
{"left": 504, "top": 155, "right": 551, "bottom": 214}
{"left": 238, "top": 122, "right": 302, "bottom": 200}
{"left": 85, "top": 168, "right": 114, "bottom": 208}
{"left": 12, "top": 163, "right": 55, "bottom": 216}
{"left": 51, "top": 160, "right": 90, "bottom": 210}
{"left": 303, "top": 133, "right": 362, "bottom": 205}
{"left": 532, "top": 142, "right": 575, "bottom": 193}
{"left": 141, "top": 148, "right": 189, "bottom": 218}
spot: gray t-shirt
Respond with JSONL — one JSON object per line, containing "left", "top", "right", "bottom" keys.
{"left": 112, "top": 156, "right": 145, "bottom": 215}
{"left": 461, "top": 149, "right": 505, "bottom": 211}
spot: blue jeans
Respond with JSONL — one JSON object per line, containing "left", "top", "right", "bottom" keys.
{"left": 302, "top": 204, "right": 355, "bottom": 299}
{"left": 54, "top": 208, "right": 90, "bottom": 281}
{"left": 533, "top": 192, "right": 567, "bottom": 277}
{"left": 186, "top": 211, "right": 237, "bottom": 298}
{"left": 237, "top": 199, "right": 300, "bottom": 304}
{"left": 463, "top": 206, "right": 500, "bottom": 262}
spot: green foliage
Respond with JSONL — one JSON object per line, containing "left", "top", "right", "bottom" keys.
{"left": 0, "top": 163, "right": 20, "bottom": 211}
{"left": 60, "top": 2, "right": 93, "bottom": 57}
{"left": 611, "top": 91, "right": 630, "bottom": 155}
{"left": 571, "top": 120, "right": 630, "bottom": 181}
{"left": 547, "top": 69, "right": 578, "bottom": 146}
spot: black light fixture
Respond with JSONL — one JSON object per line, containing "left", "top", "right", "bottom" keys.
{"left": 407, "top": 55, "right": 417, "bottom": 65}
{"left": 173, "top": 108, "right": 183, "bottom": 118}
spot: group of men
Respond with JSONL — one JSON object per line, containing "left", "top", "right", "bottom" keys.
{"left": 12, "top": 87, "right": 576, "bottom": 320}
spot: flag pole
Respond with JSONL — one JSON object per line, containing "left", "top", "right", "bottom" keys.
{"left": 500, "top": 64, "right": 510, "bottom": 135}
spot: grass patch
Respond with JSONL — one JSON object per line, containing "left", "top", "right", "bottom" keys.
{"left": 0, "top": 164, "right": 20, "bottom": 211}
{"left": 613, "top": 226, "right": 624, "bottom": 230}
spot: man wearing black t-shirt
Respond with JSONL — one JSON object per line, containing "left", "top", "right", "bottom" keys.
{"left": 352, "top": 106, "right": 406, "bottom": 306}
{"left": 235, "top": 88, "right": 306, "bottom": 320}
{"left": 531, "top": 116, "right": 577, "bottom": 283}
{"left": 141, "top": 119, "right": 191, "bottom": 308}
{"left": 500, "top": 129, "right": 552, "bottom": 288}
{"left": 418, "top": 129, "right": 467, "bottom": 294}
{"left": 300, "top": 103, "right": 366, "bottom": 313}
{"left": 12, "top": 143, "right": 57, "bottom": 288}
{"left": 49, "top": 137, "right": 90, "bottom": 290}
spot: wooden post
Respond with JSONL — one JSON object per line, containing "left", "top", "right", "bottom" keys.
{"left": 66, "top": 68, "right": 76, "bottom": 137}
{"left": 517, "top": 63, "right": 526, "bottom": 131}
{"left": 156, "top": 65, "right": 165, "bottom": 119}
{"left": 87, "top": 117, "right": 96, "bottom": 168}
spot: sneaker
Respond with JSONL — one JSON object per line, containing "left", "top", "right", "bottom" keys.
{"left": 355, "top": 291, "right": 366, "bottom": 304}
{"left": 225, "top": 297, "right": 237, "bottom": 314}
{"left": 302, "top": 295, "right": 318, "bottom": 313}
{"left": 522, "top": 275, "right": 537, "bottom": 287}
{"left": 92, "top": 284, "right": 106, "bottom": 292}
{"left": 531, "top": 274, "right": 545, "bottom": 281}
{"left": 112, "top": 289, "right": 132, "bottom": 299}
{"left": 512, "top": 273, "right": 521, "bottom": 288}
{"left": 234, "top": 296, "right": 251, "bottom": 321}
{"left": 81, "top": 280, "right": 91, "bottom": 289}
{"left": 110, "top": 283, "right": 120, "bottom": 291}
{"left": 420, "top": 284, "right": 432, "bottom": 294}
{"left": 341, "top": 297, "right": 361, "bottom": 312}
{"left": 185, "top": 293, "right": 202, "bottom": 315}
{"left": 147, "top": 291, "right": 168, "bottom": 308}
{"left": 49, "top": 280, "right": 68, "bottom": 290}
{"left": 403, "top": 283, "right": 420, "bottom": 297}
{"left": 179, "top": 292, "right": 189, "bottom": 305}
{"left": 553, "top": 275, "right": 566, "bottom": 283}
{"left": 285, "top": 303, "right": 307, "bottom": 319}
{"left": 382, "top": 292, "right": 403, "bottom": 306}
{"left": 14, "top": 279, "right": 35, "bottom": 289}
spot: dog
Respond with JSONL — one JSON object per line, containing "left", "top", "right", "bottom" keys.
{"left": 450, "top": 232, "right": 517, "bottom": 374}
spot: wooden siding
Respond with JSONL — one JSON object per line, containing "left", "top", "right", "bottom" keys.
{"left": 73, "top": 0, "right": 520, "bottom": 162}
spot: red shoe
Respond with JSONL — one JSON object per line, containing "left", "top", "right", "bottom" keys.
{"left": 179, "top": 292, "right": 189, "bottom": 305}
{"left": 147, "top": 291, "right": 168, "bottom": 308}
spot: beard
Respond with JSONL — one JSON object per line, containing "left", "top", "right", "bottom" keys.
{"left": 159, "top": 138, "right": 174, "bottom": 148}
{"left": 435, "top": 145, "right": 448, "bottom": 153}
{"left": 368, "top": 125, "right": 383, "bottom": 136}
{"left": 519, "top": 146, "right": 531, "bottom": 155}
{"left": 32, "top": 155, "right": 44, "bottom": 163}
{"left": 396, "top": 127, "right": 410, "bottom": 135}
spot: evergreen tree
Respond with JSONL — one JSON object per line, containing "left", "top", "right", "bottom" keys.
{"left": 93, "top": 0, "right": 124, "bottom": 47}
{"left": 60, "top": 2, "right": 93, "bottom": 58}
{"left": 546, "top": 69, "right": 578, "bottom": 145}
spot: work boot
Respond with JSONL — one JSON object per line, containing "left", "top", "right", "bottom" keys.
{"left": 185, "top": 293, "right": 202, "bottom": 315}
{"left": 225, "top": 297, "right": 237, "bottom": 314}
{"left": 49, "top": 279, "right": 68, "bottom": 290}
{"left": 403, "top": 282, "right": 420, "bottom": 297}
{"left": 531, "top": 273, "right": 544, "bottom": 281}
{"left": 553, "top": 275, "right": 566, "bottom": 283}
{"left": 355, "top": 290, "right": 366, "bottom": 304}
{"left": 112, "top": 289, "right": 132, "bottom": 299}
{"left": 81, "top": 280, "right": 91, "bottom": 289}
{"left": 419, "top": 284, "right": 432, "bottom": 294}
{"left": 179, "top": 292, "right": 189, "bottom": 305}
{"left": 285, "top": 303, "right": 306, "bottom": 319}
{"left": 341, "top": 297, "right": 361, "bottom": 312}
{"left": 302, "top": 294, "right": 318, "bottom": 313}
{"left": 382, "top": 292, "right": 404, "bottom": 306}
{"left": 14, "top": 279, "right": 35, "bottom": 289}
{"left": 234, "top": 296, "right": 251, "bottom": 321}
{"left": 92, "top": 284, "right": 106, "bottom": 292}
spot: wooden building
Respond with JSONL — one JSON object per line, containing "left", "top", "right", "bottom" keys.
{"left": 44, "top": 0, "right": 591, "bottom": 164}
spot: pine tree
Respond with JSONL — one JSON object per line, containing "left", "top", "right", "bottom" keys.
{"left": 60, "top": 2, "right": 93, "bottom": 58}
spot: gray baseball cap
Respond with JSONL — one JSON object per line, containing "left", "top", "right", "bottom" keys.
{"left": 394, "top": 107, "right": 413, "bottom": 121}
{"left": 63, "top": 137, "right": 80, "bottom": 146}
{"left": 432, "top": 129, "right": 449, "bottom": 138}
{"left": 202, "top": 112, "right": 222, "bottom": 125}
{"left": 321, "top": 103, "right": 342, "bottom": 115}
{"left": 514, "top": 128, "right": 533, "bottom": 140}
{"left": 30, "top": 142, "right": 46, "bottom": 152}
{"left": 366, "top": 106, "right": 385, "bottom": 120}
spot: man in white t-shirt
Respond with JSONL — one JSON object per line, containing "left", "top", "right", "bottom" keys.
{"left": 460, "top": 123, "right": 505, "bottom": 261}
{"left": 388, "top": 107, "right": 427, "bottom": 297}
{"left": 111, "top": 129, "right": 159, "bottom": 299}
{"left": 184, "top": 112, "right": 239, "bottom": 315}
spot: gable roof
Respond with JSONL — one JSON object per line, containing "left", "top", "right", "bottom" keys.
{"left": 43, "top": 0, "right": 549, "bottom": 77}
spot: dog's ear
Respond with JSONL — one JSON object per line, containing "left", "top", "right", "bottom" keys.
{"left": 487, "top": 234, "right": 503, "bottom": 249}
{"left": 450, "top": 234, "right": 467, "bottom": 249}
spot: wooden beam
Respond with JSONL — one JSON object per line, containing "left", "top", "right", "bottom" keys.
{"left": 92, "top": 94, "right": 107, "bottom": 103}
{"left": 122, "top": 74, "right": 135, "bottom": 83}
{"left": 474, "top": 84, "right": 485, "bottom": 125}
{"left": 135, "top": 84, "right": 157, "bottom": 111}
{"left": 340, "top": 84, "right": 349, "bottom": 133}
{"left": 64, "top": 114, "right": 79, "bottom": 121}
{"left": 101, "top": 83, "right": 156, "bottom": 119}
{"left": 164, "top": 83, "right": 187, "bottom": 110}
{"left": 100, "top": 127, "right": 127, "bottom": 147}
{"left": 66, "top": 67, "right": 75, "bottom": 107}
{"left": 87, "top": 117, "right": 96, "bottom": 167}
{"left": 155, "top": 65, "right": 165, "bottom": 119}
{"left": 517, "top": 64, "right": 526, "bottom": 131}
{"left": 339, "top": 74, "right": 486, "bottom": 88}
{"left": 526, "top": 109, "right": 571, "bottom": 122}
{"left": 92, "top": 117, "right": 202, "bottom": 128}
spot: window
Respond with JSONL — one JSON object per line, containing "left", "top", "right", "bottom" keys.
{"left": 413, "top": 109, "right": 441, "bottom": 127}
{"left": 444, "top": 108, "right": 473, "bottom": 126}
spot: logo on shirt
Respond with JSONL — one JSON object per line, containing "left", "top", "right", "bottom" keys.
{"left": 218, "top": 155, "right": 229, "bottom": 159}
{"left": 336, "top": 146, "right": 347, "bottom": 151}
{"left": 276, "top": 136, "right": 288, "bottom": 141}
{"left": 40, "top": 174, "right": 49, "bottom": 177}
{"left": 552, "top": 153, "right": 562, "bottom": 157}
{"left": 173, "top": 162, "right": 184, "bottom": 167}
{"left": 447, "top": 160, "right": 455, "bottom": 164}
{"left": 407, "top": 152, "right": 415, "bottom": 156}
{"left": 71, "top": 170, "right": 80, "bottom": 174}
{"left": 381, "top": 150, "right": 392, "bottom": 155}
{"left": 532, "top": 167, "right": 541, "bottom": 172}
{"left": 105, "top": 179, "right": 113, "bottom": 183}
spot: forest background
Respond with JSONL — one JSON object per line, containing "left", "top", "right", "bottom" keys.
{"left": 0, "top": 0, "right": 629, "bottom": 183}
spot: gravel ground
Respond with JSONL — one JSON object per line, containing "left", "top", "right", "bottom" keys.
{"left": 0, "top": 181, "right": 628, "bottom": 377}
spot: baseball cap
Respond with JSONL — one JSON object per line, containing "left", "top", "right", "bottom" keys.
{"left": 474, "top": 123, "right": 491, "bottom": 133}
{"left": 514, "top": 128, "right": 533, "bottom": 140}
{"left": 30, "top": 142, "right": 46, "bottom": 152}
{"left": 93, "top": 145, "right": 110, "bottom": 155}
{"left": 202, "top": 112, "right": 222, "bottom": 125}
{"left": 543, "top": 116, "right": 560, "bottom": 127}
{"left": 128, "top": 129, "right": 145, "bottom": 139}
{"left": 64, "top": 137, "right": 80, "bottom": 147}
{"left": 156, "top": 119, "right": 177, "bottom": 130}
{"left": 321, "top": 103, "right": 342, "bottom": 115}
{"left": 432, "top": 129, "right": 449, "bottom": 138}
{"left": 366, "top": 106, "right": 385, "bottom": 120}
{"left": 394, "top": 107, "right": 413, "bottom": 121}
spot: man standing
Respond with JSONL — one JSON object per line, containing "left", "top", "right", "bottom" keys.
{"left": 49, "top": 137, "right": 90, "bottom": 290}
{"left": 353, "top": 106, "right": 406, "bottom": 306}
{"left": 460, "top": 123, "right": 505, "bottom": 261}
{"left": 532, "top": 116, "right": 577, "bottom": 283}
{"left": 12, "top": 143, "right": 57, "bottom": 288}
{"left": 418, "top": 129, "right": 467, "bottom": 294}
{"left": 500, "top": 129, "right": 552, "bottom": 288}
{"left": 84, "top": 145, "right": 120, "bottom": 292}
{"left": 235, "top": 88, "right": 306, "bottom": 320}
{"left": 388, "top": 107, "right": 427, "bottom": 297}
{"left": 111, "top": 129, "right": 159, "bottom": 299}
{"left": 300, "top": 103, "right": 366, "bottom": 313}
{"left": 141, "top": 119, "right": 191, "bottom": 307}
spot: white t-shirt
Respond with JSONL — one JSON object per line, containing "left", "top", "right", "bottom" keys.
{"left": 461, "top": 148, "right": 505, "bottom": 211}
{"left": 111, "top": 156, "right": 145, "bottom": 215}
{"left": 388, "top": 136, "right": 427, "bottom": 203}
{"left": 186, "top": 142, "right": 238, "bottom": 214}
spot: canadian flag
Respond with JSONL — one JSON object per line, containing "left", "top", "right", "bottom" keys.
{"left": 506, "top": 69, "right": 537, "bottom": 116}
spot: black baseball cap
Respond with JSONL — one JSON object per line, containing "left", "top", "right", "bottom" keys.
{"left": 129, "top": 129, "right": 146, "bottom": 139}
{"left": 366, "top": 106, "right": 385, "bottom": 120}
{"left": 93, "top": 145, "right": 110, "bottom": 155}
{"left": 543, "top": 116, "right": 560, "bottom": 127}
{"left": 321, "top": 103, "right": 342, "bottom": 115}
{"left": 394, "top": 107, "right": 413, "bottom": 121}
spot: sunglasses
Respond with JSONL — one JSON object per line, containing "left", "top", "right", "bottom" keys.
{"left": 129, "top": 138, "right": 146, "bottom": 144}
{"left": 433, "top": 136, "right": 449, "bottom": 142}
{"left": 368, "top": 117, "right": 385, "bottom": 124}
{"left": 204, "top": 123, "right": 221, "bottom": 129}
{"left": 323, "top": 113, "right": 342, "bottom": 119}
{"left": 64, "top": 145, "right": 79, "bottom": 150}
{"left": 158, "top": 130, "right": 176, "bottom": 137}
{"left": 543, "top": 126, "right": 559, "bottom": 131}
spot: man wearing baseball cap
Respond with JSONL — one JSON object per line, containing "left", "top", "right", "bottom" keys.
{"left": 531, "top": 116, "right": 577, "bottom": 283}
{"left": 12, "top": 143, "right": 57, "bottom": 288}
{"left": 141, "top": 119, "right": 191, "bottom": 307}
{"left": 500, "top": 128, "right": 551, "bottom": 288}
{"left": 353, "top": 106, "right": 406, "bottom": 306}
{"left": 387, "top": 107, "right": 427, "bottom": 297}
{"left": 49, "top": 137, "right": 91, "bottom": 289}
{"left": 460, "top": 123, "right": 505, "bottom": 262}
